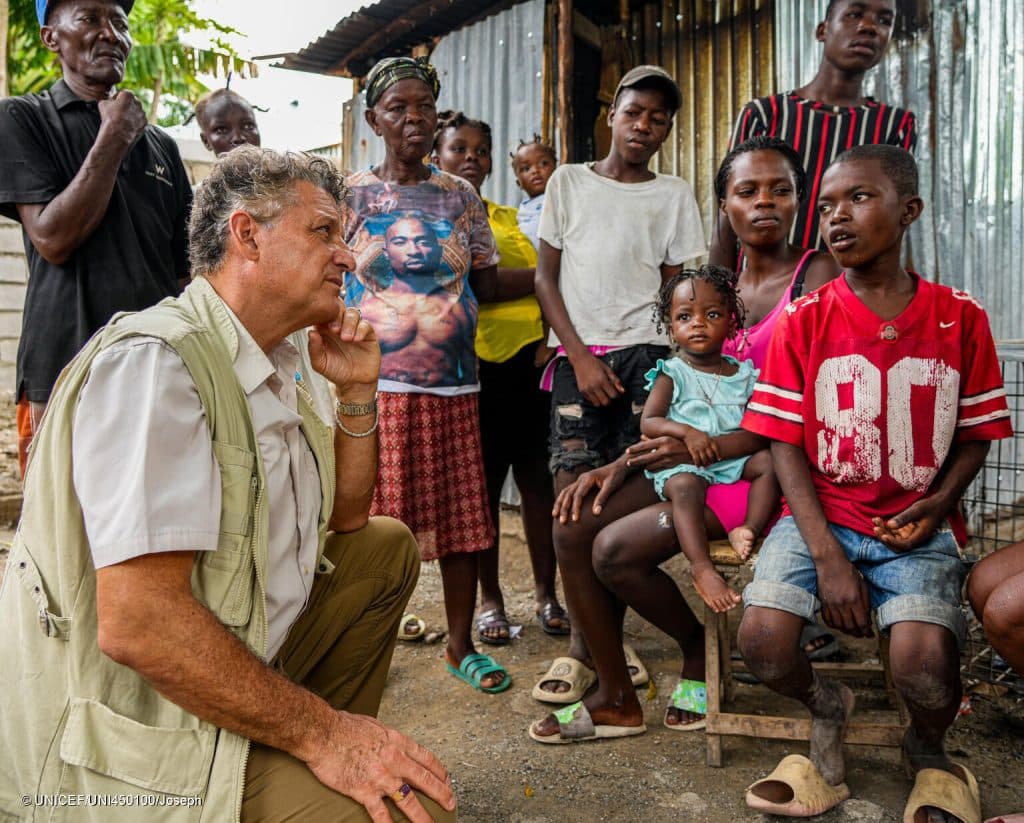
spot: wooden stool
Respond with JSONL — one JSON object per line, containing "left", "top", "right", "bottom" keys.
{"left": 703, "top": 540, "right": 909, "bottom": 766}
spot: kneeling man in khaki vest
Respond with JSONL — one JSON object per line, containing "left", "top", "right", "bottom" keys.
{"left": 0, "top": 147, "right": 456, "bottom": 823}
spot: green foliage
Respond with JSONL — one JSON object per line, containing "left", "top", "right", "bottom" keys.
{"left": 7, "top": 0, "right": 54, "bottom": 95}
{"left": 5, "top": 0, "right": 256, "bottom": 126}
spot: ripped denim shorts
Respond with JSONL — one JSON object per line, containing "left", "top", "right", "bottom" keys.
{"left": 548, "top": 344, "right": 669, "bottom": 476}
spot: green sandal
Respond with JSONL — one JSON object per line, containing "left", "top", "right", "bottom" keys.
{"left": 447, "top": 652, "right": 512, "bottom": 694}
{"left": 664, "top": 678, "right": 707, "bottom": 731}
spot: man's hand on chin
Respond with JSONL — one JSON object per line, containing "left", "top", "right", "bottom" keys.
{"left": 308, "top": 303, "right": 381, "bottom": 398}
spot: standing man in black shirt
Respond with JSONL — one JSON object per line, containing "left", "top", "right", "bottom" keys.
{"left": 0, "top": 0, "right": 191, "bottom": 476}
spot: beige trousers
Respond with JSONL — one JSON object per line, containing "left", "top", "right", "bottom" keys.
{"left": 241, "top": 516, "right": 455, "bottom": 822}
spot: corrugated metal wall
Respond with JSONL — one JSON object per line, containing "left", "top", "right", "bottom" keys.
{"left": 776, "top": 0, "right": 1024, "bottom": 342}
{"left": 340, "top": 0, "right": 546, "bottom": 207}
{"left": 630, "top": 0, "right": 776, "bottom": 236}
{"left": 430, "top": 0, "right": 546, "bottom": 205}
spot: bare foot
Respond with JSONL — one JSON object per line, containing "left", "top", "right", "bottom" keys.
{"left": 808, "top": 676, "right": 855, "bottom": 786}
{"left": 445, "top": 646, "right": 505, "bottom": 691}
{"left": 728, "top": 525, "right": 757, "bottom": 560}
{"left": 531, "top": 695, "right": 643, "bottom": 739}
{"left": 692, "top": 567, "right": 742, "bottom": 613}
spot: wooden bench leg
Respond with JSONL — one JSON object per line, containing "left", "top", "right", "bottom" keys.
{"left": 705, "top": 606, "right": 723, "bottom": 766}
{"left": 721, "top": 609, "right": 736, "bottom": 703}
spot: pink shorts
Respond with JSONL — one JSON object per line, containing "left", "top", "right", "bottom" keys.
{"left": 706, "top": 480, "right": 750, "bottom": 532}
{"left": 706, "top": 480, "right": 780, "bottom": 536}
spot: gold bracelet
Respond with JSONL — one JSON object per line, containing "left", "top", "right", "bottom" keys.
{"left": 335, "top": 398, "right": 379, "bottom": 438}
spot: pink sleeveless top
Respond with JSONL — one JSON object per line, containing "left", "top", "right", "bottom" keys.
{"left": 708, "top": 249, "right": 819, "bottom": 532}
{"left": 722, "top": 249, "right": 818, "bottom": 370}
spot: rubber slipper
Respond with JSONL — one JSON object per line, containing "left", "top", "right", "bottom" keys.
{"left": 529, "top": 700, "right": 646, "bottom": 744}
{"left": 985, "top": 815, "right": 1024, "bottom": 823}
{"left": 536, "top": 601, "right": 571, "bottom": 636}
{"left": 531, "top": 656, "right": 596, "bottom": 704}
{"left": 475, "top": 607, "right": 511, "bottom": 646}
{"left": 397, "top": 613, "right": 426, "bottom": 641}
{"left": 801, "top": 622, "right": 839, "bottom": 662}
{"left": 622, "top": 643, "right": 649, "bottom": 687}
{"left": 663, "top": 678, "right": 707, "bottom": 732}
{"left": 903, "top": 763, "right": 981, "bottom": 823}
{"left": 446, "top": 652, "right": 512, "bottom": 694}
{"left": 745, "top": 754, "right": 850, "bottom": 817}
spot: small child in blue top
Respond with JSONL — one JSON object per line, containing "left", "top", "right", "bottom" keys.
{"left": 642, "top": 265, "right": 779, "bottom": 613}
{"left": 511, "top": 135, "right": 556, "bottom": 251}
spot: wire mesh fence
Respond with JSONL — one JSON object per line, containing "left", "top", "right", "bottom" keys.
{"left": 961, "top": 343, "right": 1024, "bottom": 694}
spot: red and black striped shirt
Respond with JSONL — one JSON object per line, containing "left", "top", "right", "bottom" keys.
{"left": 730, "top": 92, "right": 916, "bottom": 251}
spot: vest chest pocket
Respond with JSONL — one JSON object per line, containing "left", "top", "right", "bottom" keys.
{"left": 192, "top": 442, "right": 257, "bottom": 626}
{"left": 212, "top": 441, "right": 256, "bottom": 537}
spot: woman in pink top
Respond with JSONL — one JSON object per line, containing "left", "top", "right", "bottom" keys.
{"left": 531, "top": 137, "right": 838, "bottom": 742}
{"left": 708, "top": 137, "right": 839, "bottom": 533}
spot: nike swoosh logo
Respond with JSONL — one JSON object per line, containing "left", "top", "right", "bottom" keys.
{"left": 940, "top": 321, "right": 956, "bottom": 329}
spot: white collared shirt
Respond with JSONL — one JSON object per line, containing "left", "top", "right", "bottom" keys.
{"left": 73, "top": 300, "right": 326, "bottom": 659}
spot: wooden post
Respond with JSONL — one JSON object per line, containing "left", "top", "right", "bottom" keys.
{"left": 557, "top": 0, "right": 573, "bottom": 164}
{"left": 704, "top": 606, "right": 723, "bottom": 767}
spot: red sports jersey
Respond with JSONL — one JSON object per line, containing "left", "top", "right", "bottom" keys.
{"left": 742, "top": 275, "right": 1012, "bottom": 541}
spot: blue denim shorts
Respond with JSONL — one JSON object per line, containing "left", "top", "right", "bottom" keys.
{"left": 743, "top": 516, "right": 967, "bottom": 645}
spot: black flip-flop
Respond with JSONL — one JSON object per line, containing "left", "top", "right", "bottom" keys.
{"left": 801, "top": 623, "right": 839, "bottom": 662}
{"left": 536, "top": 602, "right": 571, "bottom": 636}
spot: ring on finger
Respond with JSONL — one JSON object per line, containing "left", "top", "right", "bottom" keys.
{"left": 390, "top": 783, "right": 412, "bottom": 804}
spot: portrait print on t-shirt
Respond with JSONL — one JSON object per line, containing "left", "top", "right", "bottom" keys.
{"left": 343, "top": 170, "right": 496, "bottom": 391}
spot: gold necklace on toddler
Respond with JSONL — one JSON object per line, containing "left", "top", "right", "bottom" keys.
{"left": 684, "top": 359, "right": 724, "bottom": 405}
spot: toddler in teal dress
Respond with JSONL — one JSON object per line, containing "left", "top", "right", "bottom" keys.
{"left": 641, "top": 266, "right": 780, "bottom": 613}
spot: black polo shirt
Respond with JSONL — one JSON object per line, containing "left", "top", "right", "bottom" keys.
{"left": 0, "top": 79, "right": 191, "bottom": 402}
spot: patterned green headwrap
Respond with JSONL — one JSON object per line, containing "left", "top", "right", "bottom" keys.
{"left": 364, "top": 57, "right": 441, "bottom": 108}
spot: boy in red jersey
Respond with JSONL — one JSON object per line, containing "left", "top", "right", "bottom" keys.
{"left": 738, "top": 145, "right": 1010, "bottom": 821}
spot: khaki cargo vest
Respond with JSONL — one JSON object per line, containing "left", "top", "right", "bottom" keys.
{"left": 0, "top": 276, "right": 336, "bottom": 822}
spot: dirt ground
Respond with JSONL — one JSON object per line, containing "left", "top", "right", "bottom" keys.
{"left": 383, "top": 513, "right": 1024, "bottom": 822}
{"left": 0, "top": 395, "right": 1021, "bottom": 822}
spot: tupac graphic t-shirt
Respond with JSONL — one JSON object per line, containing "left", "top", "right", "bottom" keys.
{"left": 341, "top": 166, "right": 498, "bottom": 394}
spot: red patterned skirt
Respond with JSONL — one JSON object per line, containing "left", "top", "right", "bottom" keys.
{"left": 371, "top": 391, "right": 495, "bottom": 561}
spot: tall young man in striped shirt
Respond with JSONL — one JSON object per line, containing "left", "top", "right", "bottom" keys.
{"left": 710, "top": 0, "right": 915, "bottom": 267}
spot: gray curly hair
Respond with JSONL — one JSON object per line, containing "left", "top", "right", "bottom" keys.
{"left": 189, "top": 146, "right": 346, "bottom": 278}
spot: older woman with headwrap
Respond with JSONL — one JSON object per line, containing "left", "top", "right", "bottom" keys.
{"left": 341, "top": 57, "right": 534, "bottom": 694}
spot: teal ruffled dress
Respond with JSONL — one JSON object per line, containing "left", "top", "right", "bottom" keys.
{"left": 644, "top": 355, "right": 759, "bottom": 499}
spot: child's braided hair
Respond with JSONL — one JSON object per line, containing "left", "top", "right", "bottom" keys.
{"left": 432, "top": 110, "right": 492, "bottom": 153}
{"left": 509, "top": 134, "right": 557, "bottom": 166}
{"left": 653, "top": 264, "right": 746, "bottom": 338}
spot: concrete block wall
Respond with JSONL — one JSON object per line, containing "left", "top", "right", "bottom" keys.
{"left": 0, "top": 219, "right": 26, "bottom": 398}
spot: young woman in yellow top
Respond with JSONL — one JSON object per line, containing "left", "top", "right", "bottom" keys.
{"left": 433, "top": 111, "right": 568, "bottom": 645}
